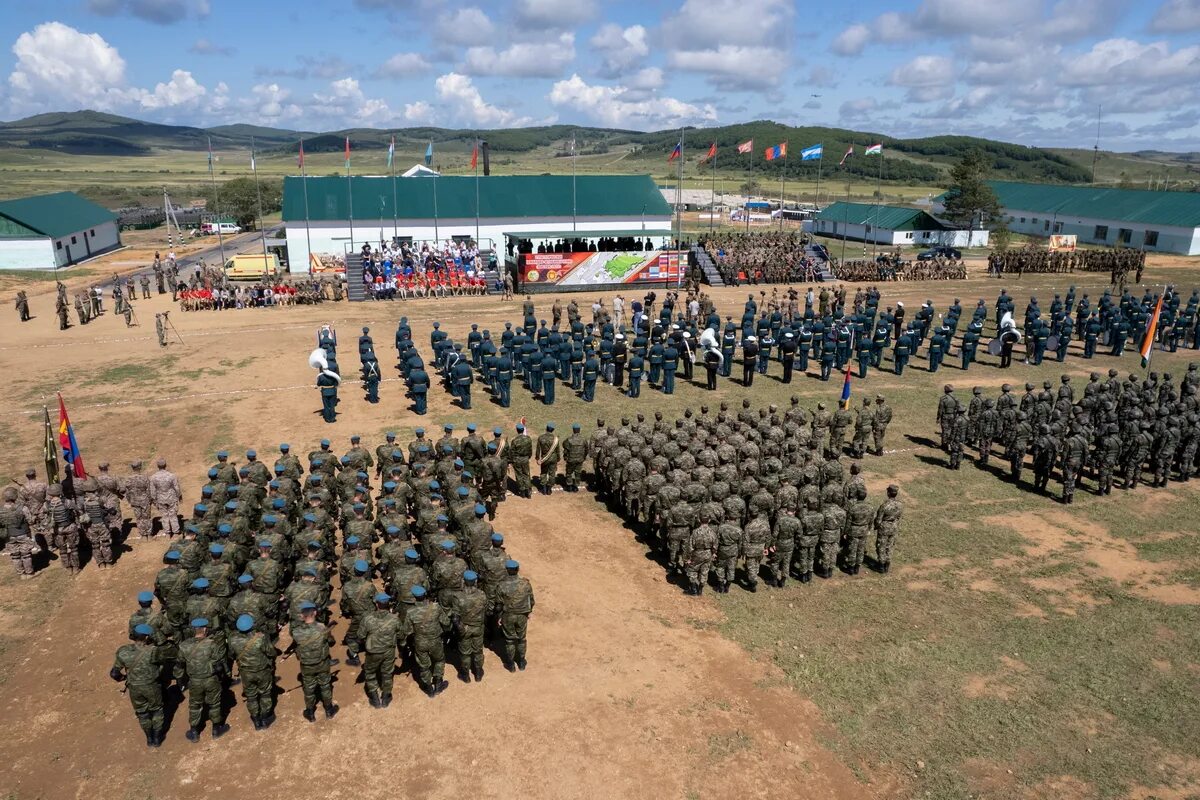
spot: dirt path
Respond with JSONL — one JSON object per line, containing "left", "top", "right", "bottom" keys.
{"left": 0, "top": 491, "right": 871, "bottom": 800}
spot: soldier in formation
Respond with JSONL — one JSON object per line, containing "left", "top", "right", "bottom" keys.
{"left": 111, "top": 430, "right": 537, "bottom": 743}
{"left": 587, "top": 399, "right": 905, "bottom": 592}
{"left": 937, "top": 368, "right": 1200, "bottom": 501}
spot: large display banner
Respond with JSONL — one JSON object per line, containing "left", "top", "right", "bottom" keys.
{"left": 1048, "top": 234, "right": 1077, "bottom": 252}
{"left": 520, "top": 250, "right": 684, "bottom": 287}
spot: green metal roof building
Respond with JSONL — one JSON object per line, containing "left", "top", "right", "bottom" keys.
{"left": 987, "top": 181, "right": 1200, "bottom": 255}
{"left": 282, "top": 173, "right": 673, "bottom": 271}
{"left": 810, "top": 201, "right": 988, "bottom": 248}
{"left": 0, "top": 191, "right": 120, "bottom": 269}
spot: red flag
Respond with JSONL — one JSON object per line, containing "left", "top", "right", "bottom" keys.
{"left": 470, "top": 143, "right": 478, "bottom": 170}
{"left": 737, "top": 139, "right": 753, "bottom": 154}
{"left": 57, "top": 394, "right": 85, "bottom": 479}
{"left": 344, "top": 136, "right": 351, "bottom": 168}
{"left": 298, "top": 139, "right": 305, "bottom": 169}
{"left": 702, "top": 142, "right": 716, "bottom": 163}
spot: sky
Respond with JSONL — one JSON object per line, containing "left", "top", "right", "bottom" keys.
{"left": 3, "top": 0, "right": 1200, "bottom": 150}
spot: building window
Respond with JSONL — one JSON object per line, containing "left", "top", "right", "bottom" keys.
{"left": 1032, "top": 218, "right": 1039, "bottom": 225}
{"left": 1054, "top": 222, "right": 1063, "bottom": 233}
{"left": 90, "top": 229, "right": 95, "bottom": 236}
{"left": 56, "top": 241, "right": 63, "bottom": 250}
{"left": 71, "top": 235, "right": 77, "bottom": 244}
{"left": 1043, "top": 220, "right": 1050, "bottom": 232}
{"left": 1144, "top": 230, "right": 1159, "bottom": 248}
{"left": 1094, "top": 225, "right": 1108, "bottom": 241}
{"left": 1118, "top": 228, "right": 1132, "bottom": 244}
{"left": 1019, "top": 217, "right": 1026, "bottom": 224}
{"left": 905, "top": 232, "right": 913, "bottom": 240}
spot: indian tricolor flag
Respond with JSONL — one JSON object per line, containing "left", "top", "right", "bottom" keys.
{"left": 865, "top": 143, "right": 883, "bottom": 156}
{"left": 1140, "top": 294, "right": 1164, "bottom": 367}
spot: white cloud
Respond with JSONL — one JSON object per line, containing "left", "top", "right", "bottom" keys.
{"left": 373, "top": 52, "right": 431, "bottom": 78}
{"left": 435, "top": 72, "right": 532, "bottom": 127}
{"left": 837, "top": 96, "right": 900, "bottom": 121}
{"left": 1149, "top": 0, "right": 1200, "bottom": 31}
{"left": 831, "top": 24, "right": 870, "bottom": 56}
{"left": 663, "top": 0, "right": 792, "bottom": 49}
{"left": 513, "top": 0, "right": 594, "bottom": 28}
{"left": 1060, "top": 38, "right": 1200, "bottom": 87}
{"left": 668, "top": 45, "right": 784, "bottom": 90}
{"left": 913, "top": 0, "right": 1041, "bottom": 34}
{"left": 434, "top": 7, "right": 495, "bottom": 45}
{"left": 249, "top": 82, "right": 302, "bottom": 121}
{"left": 463, "top": 33, "right": 575, "bottom": 77}
{"left": 591, "top": 23, "right": 649, "bottom": 76}
{"left": 139, "top": 69, "right": 206, "bottom": 110}
{"left": 548, "top": 73, "right": 717, "bottom": 129}
{"left": 8, "top": 22, "right": 134, "bottom": 112}
{"left": 888, "top": 54, "right": 955, "bottom": 101}
{"left": 403, "top": 100, "right": 433, "bottom": 123}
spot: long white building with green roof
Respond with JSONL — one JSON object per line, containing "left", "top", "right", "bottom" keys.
{"left": 987, "top": 181, "right": 1200, "bottom": 256}
{"left": 281, "top": 173, "right": 673, "bottom": 272}
{"left": 0, "top": 191, "right": 121, "bottom": 270}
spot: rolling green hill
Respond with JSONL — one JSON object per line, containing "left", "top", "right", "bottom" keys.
{"left": 0, "top": 111, "right": 1196, "bottom": 207}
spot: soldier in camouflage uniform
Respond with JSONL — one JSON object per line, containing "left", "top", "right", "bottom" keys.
{"left": 358, "top": 593, "right": 405, "bottom": 707}
{"left": 2, "top": 487, "right": 37, "bottom": 578}
{"left": 450, "top": 570, "right": 488, "bottom": 681}
{"left": 535, "top": 423, "right": 561, "bottom": 495}
{"left": 228, "top": 613, "right": 278, "bottom": 729}
{"left": 78, "top": 478, "right": 115, "bottom": 568}
{"left": 493, "top": 560, "right": 534, "bottom": 671}
{"left": 47, "top": 484, "right": 81, "bottom": 574}
{"left": 872, "top": 486, "right": 903, "bottom": 573}
{"left": 741, "top": 513, "right": 770, "bottom": 591}
{"left": 842, "top": 485, "right": 873, "bottom": 575}
{"left": 125, "top": 460, "right": 154, "bottom": 539}
{"left": 682, "top": 508, "right": 717, "bottom": 595}
{"left": 110, "top": 624, "right": 167, "bottom": 746}
{"left": 507, "top": 423, "right": 534, "bottom": 498}
{"left": 561, "top": 423, "right": 589, "bottom": 492}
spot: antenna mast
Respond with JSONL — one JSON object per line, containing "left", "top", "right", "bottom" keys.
{"left": 1090, "top": 105, "right": 1101, "bottom": 186}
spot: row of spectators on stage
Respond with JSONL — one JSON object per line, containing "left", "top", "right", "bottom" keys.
{"left": 508, "top": 236, "right": 660, "bottom": 256}
{"left": 177, "top": 279, "right": 340, "bottom": 310}
{"left": 360, "top": 239, "right": 483, "bottom": 278}
{"left": 699, "top": 231, "right": 820, "bottom": 285}
{"left": 361, "top": 267, "right": 489, "bottom": 300}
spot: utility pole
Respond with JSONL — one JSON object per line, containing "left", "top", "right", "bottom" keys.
{"left": 1090, "top": 105, "right": 1101, "bottom": 186}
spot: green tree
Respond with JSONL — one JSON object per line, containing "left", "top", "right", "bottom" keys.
{"left": 990, "top": 220, "right": 1012, "bottom": 252}
{"left": 201, "top": 177, "right": 282, "bottom": 230}
{"left": 942, "top": 150, "right": 1001, "bottom": 231}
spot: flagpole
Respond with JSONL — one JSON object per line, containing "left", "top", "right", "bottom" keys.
{"left": 207, "top": 136, "right": 227, "bottom": 268}
{"left": 571, "top": 132, "right": 577, "bottom": 233}
{"left": 474, "top": 136, "right": 481, "bottom": 247}
{"left": 871, "top": 147, "right": 883, "bottom": 260}
{"left": 301, "top": 139, "right": 312, "bottom": 273}
{"left": 432, "top": 141, "right": 440, "bottom": 245}
{"left": 815, "top": 151, "right": 823, "bottom": 209}
{"left": 779, "top": 140, "right": 787, "bottom": 230}
{"left": 710, "top": 144, "right": 716, "bottom": 234}
{"left": 346, "top": 137, "right": 355, "bottom": 260}
{"left": 841, "top": 168, "right": 850, "bottom": 264}
{"left": 390, "top": 135, "right": 398, "bottom": 242}
{"left": 745, "top": 141, "right": 751, "bottom": 233}
{"left": 251, "top": 137, "right": 269, "bottom": 268}
{"left": 675, "top": 127, "right": 685, "bottom": 288}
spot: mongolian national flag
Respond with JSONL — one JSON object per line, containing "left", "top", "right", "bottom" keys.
{"left": 1140, "top": 294, "right": 1164, "bottom": 368}
{"left": 425, "top": 141, "right": 434, "bottom": 166}
{"left": 839, "top": 146, "right": 854, "bottom": 166}
{"left": 57, "top": 393, "right": 85, "bottom": 479}
{"left": 298, "top": 139, "right": 305, "bottom": 169}
{"left": 43, "top": 407, "right": 59, "bottom": 485}
{"left": 765, "top": 142, "right": 787, "bottom": 161}
{"left": 344, "top": 136, "right": 351, "bottom": 169}
{"left": 865, "top": 143, "right": 883, "bottom": 156}
{"left": 702, "top": 142, "right": 717, "bottom": 163}
{"left": 470, "top": 141, "right": 478, "bottom": 170}
{"left": 737, "top": 139, "right": 753, "bottom": 154}
{"left": 668, "top": 140, "right": 682, "bottom": 162}
{"left": 387, "top": 136, "right": 395, "bottom": 169}
{"left": 840, "top": 366, "right": 853, "bottom": 409}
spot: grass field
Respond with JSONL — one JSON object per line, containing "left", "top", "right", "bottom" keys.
{"left": 1, "top": 258, "right": 1199, "bottom": 798}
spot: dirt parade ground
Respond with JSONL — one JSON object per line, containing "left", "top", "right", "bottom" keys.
{"left": 3, "top": 254, "right": 1200, "bottom": 800}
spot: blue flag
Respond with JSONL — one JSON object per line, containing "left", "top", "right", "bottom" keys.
{"left": 840, "top": 366, "right": 852, "bottom": 408}
{"left": 424, "top": 142, "right": 433, "bottom": 166}
{"left": 801, "top": 144, "right": 823, "bottom": 161}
